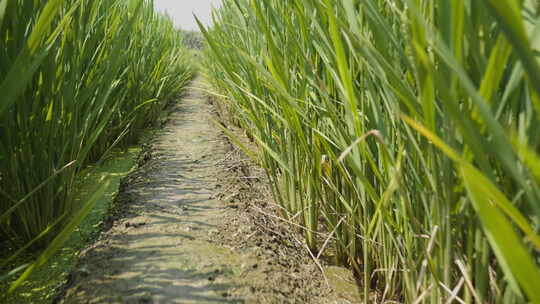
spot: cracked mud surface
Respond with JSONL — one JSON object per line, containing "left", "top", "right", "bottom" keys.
{"left": 58, "top": 77, "right": 358, "bottom": 304}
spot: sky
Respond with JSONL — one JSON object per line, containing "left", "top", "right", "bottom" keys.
{"left": 154, "top": 0, "right": 222, "bottom": 31}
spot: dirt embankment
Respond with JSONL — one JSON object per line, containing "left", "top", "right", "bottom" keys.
{"left": 57, "top": 77, "right": 359, "bottom": 304}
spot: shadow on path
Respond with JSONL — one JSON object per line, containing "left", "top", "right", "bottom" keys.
{"left": 59, "top": 77, "right": 253, "bottom": 304}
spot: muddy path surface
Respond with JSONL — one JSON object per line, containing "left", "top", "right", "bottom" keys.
{"left": 58, "top": 77, "right": 358, "bottom": 304}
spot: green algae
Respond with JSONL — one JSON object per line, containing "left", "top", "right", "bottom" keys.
{"left": 0, "top": 148, "right": 140, "bottom": 304}
{"left": 324, "top": 266, "right": 361, "bottom": 302}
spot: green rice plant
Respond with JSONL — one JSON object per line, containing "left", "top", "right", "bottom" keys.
{"left": 202, "top": 0, "right": 540, "bottom": 302}
{"left": 0, "top": 0, "right": 193, "bottom": 250}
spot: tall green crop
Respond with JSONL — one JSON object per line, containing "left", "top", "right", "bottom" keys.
{"left": 202, "top": 0, "right": 540, "bottom": 302}
{"left": 0, "top": 0, "right": 193, "bottom": 249}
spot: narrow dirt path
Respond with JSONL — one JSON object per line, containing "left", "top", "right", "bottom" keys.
{"left": 59, "top": 77, "right": 357, "bottom": 304}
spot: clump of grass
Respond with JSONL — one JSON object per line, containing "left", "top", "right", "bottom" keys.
{"left": 0, "top": 0, "right": 193, "bottom": 288}
{"left": 201, "top": 0, "right": 540, "bottom": 302}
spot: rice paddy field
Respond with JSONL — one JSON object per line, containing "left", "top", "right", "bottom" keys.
{"left": 2, "top": 0, "right": 540, "bottom": 303}
{"left": 1, "top": 0, "right": 193, "bottom": 295}
{"left": 201, "top": 0, "right": 540, "bottom": 303}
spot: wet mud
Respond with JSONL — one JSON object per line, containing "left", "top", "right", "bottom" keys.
{"left": 57, "top": 77, "right": 359, "bottom": 304}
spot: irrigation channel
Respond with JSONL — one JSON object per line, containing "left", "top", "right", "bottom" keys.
{"left": 47, "top": 77, "right": 359, "bottom": 303}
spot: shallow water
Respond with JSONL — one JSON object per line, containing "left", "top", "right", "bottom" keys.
{"left": 1, "top": 148, "right": 140, "bottom": 304}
